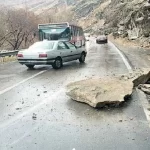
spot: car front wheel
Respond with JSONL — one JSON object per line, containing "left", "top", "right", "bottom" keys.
{"left": 79, "top": 53, "right": 85, "bottom": 63}
{"left": 26, "top": 65, "right": 34, "bottom": 69}
{"left": 52, "top": 58, "right": 62, "bottom": 69}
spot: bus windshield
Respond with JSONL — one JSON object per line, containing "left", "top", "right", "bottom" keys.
{"left": 39, "top": 27, "right": 70, "bottom": 41}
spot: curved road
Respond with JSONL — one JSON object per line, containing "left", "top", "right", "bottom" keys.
{"left": 0, "top": 39, "right": 150, "bottom": 150}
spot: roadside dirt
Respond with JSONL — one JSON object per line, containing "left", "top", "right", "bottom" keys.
{"left": 108, "top": 34, "right": 150, "bottom": 70}
{"left": 109, "top": 34, "right": 142, "bottom": 49}
{"left": 0, "top": 56, "right": 17, "bottom": 64}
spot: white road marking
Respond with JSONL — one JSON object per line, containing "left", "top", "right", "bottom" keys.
{"left": 108, "top": 41, "right": 150, "bottom": 127}
{"left": 136, "top": 89, "right": 150, "bottom": 127}
{"left": 90, "top": 38, "right": 150, "bottom": 126}
{"left": 108, "top": 41, "right": 133, "bottom": 73}
{"left": 108, "top": 39, "right": 150, "bottom": 127}
{"left": 0, "top": 70, "right": 47, "bottom": 95}
{"left": 109, "top": 40, "right": 150, "bottom": 126}
{"left": 90, "top": 37, "right": 132, "bottom": 72}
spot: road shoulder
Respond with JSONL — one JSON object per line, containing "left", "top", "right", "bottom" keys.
{"left": 109, "top": 35, "right": 150, "bottom": 69}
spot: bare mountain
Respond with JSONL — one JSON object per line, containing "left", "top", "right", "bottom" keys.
{"left": 0, "top": 0, "right": 76, "bottom": 10}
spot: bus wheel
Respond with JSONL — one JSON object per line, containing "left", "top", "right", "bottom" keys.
{"left": 79, "top": 53, "right": 85, "bottom": 63}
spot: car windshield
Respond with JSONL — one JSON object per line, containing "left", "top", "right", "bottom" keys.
{"left": 29, "top": 41, "right": 54, "bottom": 50}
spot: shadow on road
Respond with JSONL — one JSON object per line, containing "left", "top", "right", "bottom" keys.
{"left": 27, "top": 61, "right": 87, "bottom": 71}
{"left": 65, "top": 92, "right": 133, "bottom": 121}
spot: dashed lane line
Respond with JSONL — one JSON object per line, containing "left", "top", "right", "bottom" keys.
{"left": 0, "top": 70, "right": 47, "bottom": 95}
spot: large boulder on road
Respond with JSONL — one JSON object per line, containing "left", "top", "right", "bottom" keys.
{"left": 66, "top": 77, "right": 133, "bottom": 108}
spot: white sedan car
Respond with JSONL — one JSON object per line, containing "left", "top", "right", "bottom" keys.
{"left": 17, "top": 40, "right": 87, "bottom": 69}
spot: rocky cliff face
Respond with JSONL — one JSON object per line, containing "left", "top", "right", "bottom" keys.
{"left": 73, "top": 0, "right": 101, "bottom": 18}
{"left": 73, "top": 0, "right": 150, "bottom": 48}
{"left": 103, "top": 0, "right": 150, "bottom": 47}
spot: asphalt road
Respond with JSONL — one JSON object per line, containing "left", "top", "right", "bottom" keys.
{"left": 0, "top": 39, "right": 150, "bottom": 150}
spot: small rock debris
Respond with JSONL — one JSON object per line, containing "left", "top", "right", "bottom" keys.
{"left": 16, "top": 108, "right": 21, "bottom": 110}
{"left": 130, "top": 118, "right": 134, "bottom": 121}
{"left": 32, "top": 113, "right": 37, "bottom": 120}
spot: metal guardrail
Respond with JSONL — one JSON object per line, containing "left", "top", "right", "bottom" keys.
{"left": 0, "top": 50, "right": 19, "bottom": 57}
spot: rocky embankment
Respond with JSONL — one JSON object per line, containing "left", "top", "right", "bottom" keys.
{"left": 103, "top": 0, "right": 150, "bottom": 48}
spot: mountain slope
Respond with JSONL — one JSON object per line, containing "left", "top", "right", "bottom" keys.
{"left": 0, "top": 0, "right": 76, "bottom": 11}
{"left": 1, "top": 0, "right": 150, "bottom": 47}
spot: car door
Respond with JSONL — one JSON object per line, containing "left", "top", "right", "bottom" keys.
{"left": 64, "top": 41, "right": 81, "bottom": 60}
{"left": 57, "top": 41, "right": 72, "bottom": 62}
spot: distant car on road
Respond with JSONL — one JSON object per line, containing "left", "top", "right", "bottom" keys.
{"left": 17, "top": 40, "right": 87, "bottom": 69}
{"left": 96, "top": 35, "right": 108, "bottom": 44}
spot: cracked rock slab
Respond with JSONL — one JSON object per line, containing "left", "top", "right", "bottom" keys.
{"left": 66, "top": 78, "right": 133, "bottom": 108}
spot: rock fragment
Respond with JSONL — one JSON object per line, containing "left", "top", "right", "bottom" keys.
{"left": 32, "top": 113, "right": 37, "bottom": 120}
{"left": 66, "top": 77, "right": 133, "bottom": 108}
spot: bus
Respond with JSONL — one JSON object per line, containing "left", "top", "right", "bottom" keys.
{"left": 38, "top": 22, "right": 85, "bottom": 47}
